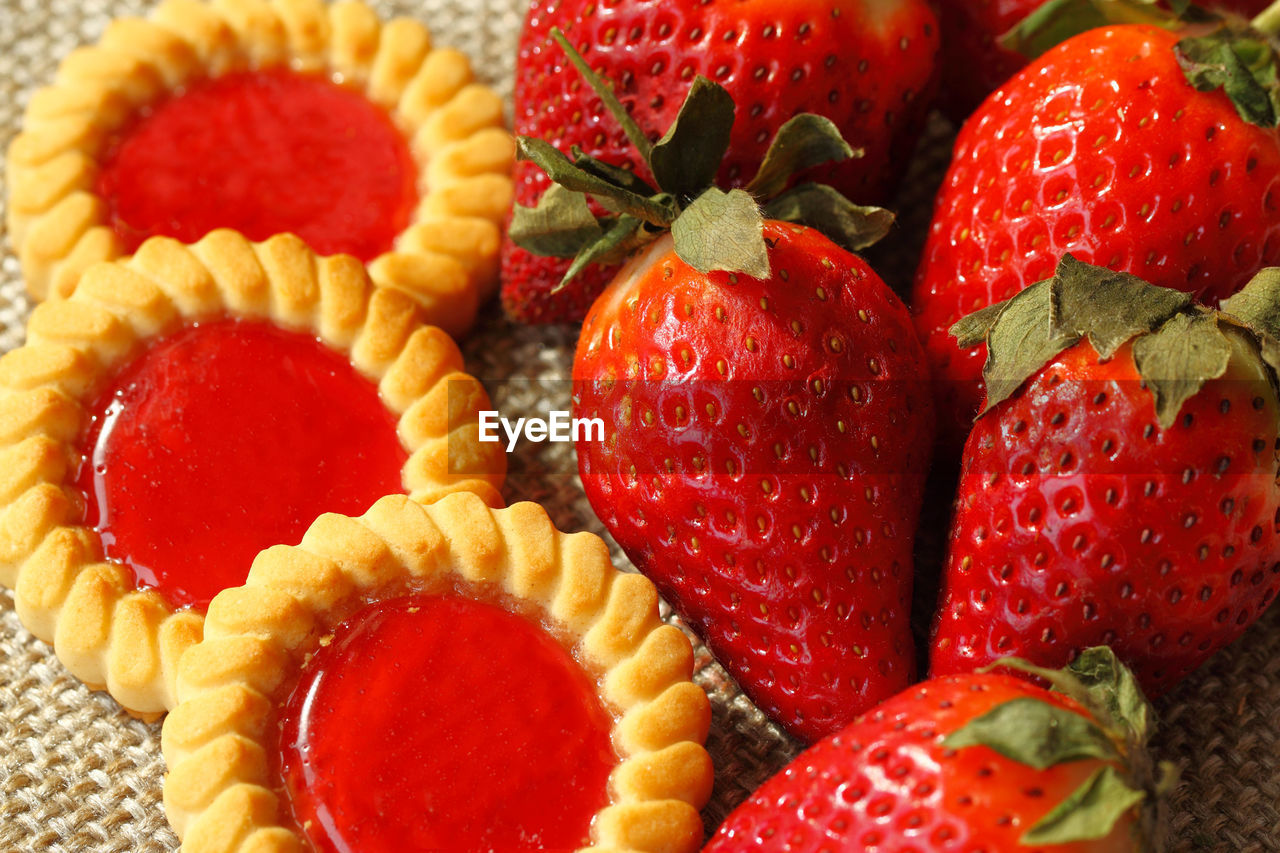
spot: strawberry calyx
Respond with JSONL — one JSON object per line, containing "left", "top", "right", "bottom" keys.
{"left": 951, "top": 254, "right": 1280, "bottom": 426}
{"left": 509, "top": 29, "right": 893, "bottom": 289}
{"left": 943, "top": 647, "right": 1174, "bottom": 848}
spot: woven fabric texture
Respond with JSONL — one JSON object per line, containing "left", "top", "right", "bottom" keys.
{"left": 0, "top": 1, "right": 1277, "bottom": 851}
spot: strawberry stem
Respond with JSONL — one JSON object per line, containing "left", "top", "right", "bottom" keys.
{"left": 1252, "top": 0, "right": 1280, "bottom": 36}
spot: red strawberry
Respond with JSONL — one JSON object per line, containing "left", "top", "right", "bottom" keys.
{"left": 504, "top": 0, "right": 940, "bottom": 324}
{"left": 936, "top": 0, "right": 1272, "bottom": 122}
{"left": 912, "top": 20, "right": 1280, "bottom": 451}
{"left": 510, "top": 36, "right": 935, "bottom": 741}
{"left": 931, "top": 256, "right": 1280, "bottom": 696}
{"left": 575, "top": 222, "right": 934, "bottom": 742}
{"left": 706, "top": 647, "right": 1169, "bottom": 852}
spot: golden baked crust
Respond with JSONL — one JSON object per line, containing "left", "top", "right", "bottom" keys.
{"left": 6, "top": 0, "right": 513, "bottom": 336}
{"left": 0, "top": 230, "right": 507, "bottom": 716}
{"left": 161, "top": 491, "right": 713, "bottom": 853}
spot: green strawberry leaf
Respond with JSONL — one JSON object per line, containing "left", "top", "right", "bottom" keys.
{"left": 1063, "top": 648, "right": 1154, "bottom": 746}
{"left": 951, "top": 300, "right": 1011, "bottom": 349}
{"left": 1221, "top": 267, "right": 1280, "bottom": 374}
{"left": 764, "top": 184, "right": 894, "bottom": 252}
{"left": 549, "top": 28, "right": 654, "bottom": 161}
{"left": 746, "top": 114, "right": 859, "bottom": 201}
{"left": 1052, "top": 254, "right": 1192, "bottom": 359}
{"left": 1131, "top": 312, "right": 1233, "bottom": 429}
{"left": 1176, "top": 32, "right": 1280, "bottom": 128}
{"left": 1257, "top": 2, "right": 1280, "bottom": 36}
{"left": 1221, "top": 267, "right": 1280, "bottom": 335}
{"left": 570, "top": 146, "right": 657, "bottom": 197}
{"left": 943, "top": 697, "right": 1121, "bottom": 769}
{"left": 1022, "top": 766, "right": 1146, "bottom": 845}
{"left": 509, "top": 185, "right": 604, "bottom": 258}
{"left": 558, "top": 214, "right": 647, "bottom": 290}
{"left": 980, "top": 280, "right": 1081, "bottom": 412}
{"left": 516, "top": 137, "right": 676, "bottom": 227}
{"left": 1000, "top": 0, "right": 1112, "bottom": 59}
{"left": 985, "top": 648, "right": 1152, "bottom": 747}
{"left": 649, "top": 77, "right": 736, "bottom": 202}
{"left": 999, "top": 0, "right": 1181, "bottom": 60}
{"left": 672, "top": 188, "right": 769, "bottom": 278}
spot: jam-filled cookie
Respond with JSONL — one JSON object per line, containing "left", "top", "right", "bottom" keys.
{"left": 0, "top": 231, "right": 506, "bottom": 715}
{"left": 162, "top": 491, "right": 714, "bottom": 853}
{"left": 6, "top": 0, "right": 512, "bottom": 335}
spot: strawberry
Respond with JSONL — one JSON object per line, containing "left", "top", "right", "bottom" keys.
{"left": 575, "top": 222, "right": 934, "bottom": 742}
{"left": 936, "top": 0, "right": 1272, "bottom": 122}
{"left": 510, "top": 34, "right": 935, "bottom": 742}
{"left": 503, "top": 0, "right": 940, "bottom": 324}
{"left": 706, "top": 647, "right": 1171, "bottom": 852}
{"left": 931, "top": 256, "right": 1280, "bottom": 697}
{"left": 912, "top": 17, "right": 1280, "bottom": 451}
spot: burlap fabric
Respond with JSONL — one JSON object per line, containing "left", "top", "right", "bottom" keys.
{"left": 0, "top": 1, "right": 1276, "bottom": 850}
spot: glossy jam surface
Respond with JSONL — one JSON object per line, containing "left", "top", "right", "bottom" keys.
{"left": 95, "top": 68, "right": 418, "bottom": 260}
{"left": 76, "top": 319, "right": 406, "bottom": 611}
{"left": 277, "top": 593, "right": 617, "bottom": 853}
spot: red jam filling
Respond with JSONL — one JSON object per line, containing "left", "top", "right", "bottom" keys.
{"left": 277, "top": 593, "right": 617, "bottom": 853}
{"left": 95, "top": 68, "right": 418, "bottom": 260}
{"left": 75, "top": 318, "right": 407, "bottom": 611}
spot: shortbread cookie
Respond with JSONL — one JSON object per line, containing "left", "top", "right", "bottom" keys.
{"left": 6, "top": 0, "right": 513, "bottom": 336}
{"left": 162, "top": 491, "right": 714, "bottom": 853}
{"left": 0, "top": 230, "right": 506, "bottom": 715}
